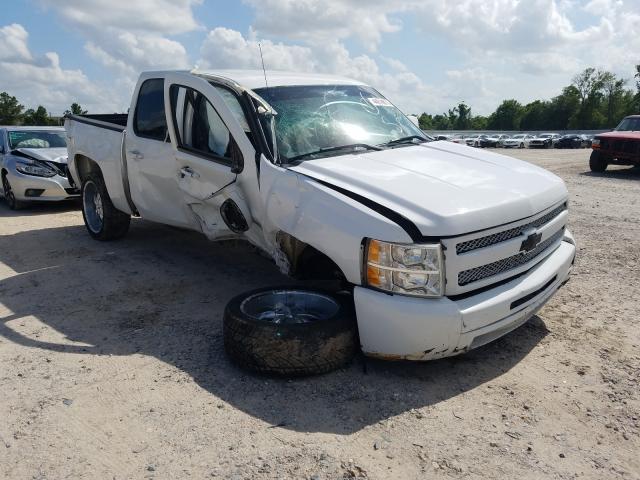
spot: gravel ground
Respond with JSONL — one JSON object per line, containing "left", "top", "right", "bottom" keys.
{"left": 1, "top": 148, "right": 639, "bottom": 480}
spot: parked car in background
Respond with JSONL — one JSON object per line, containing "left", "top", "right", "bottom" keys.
{"left": 529, "top": 133, "right": 561, "bottom": 149}
{"left": 450, "top": 134, "right": 467, "bottom": 145}
{"left": 0, "top": 126, "right": 79, "bottom": 209}
{"left": 64, "top": 69, "right": 575, "bottom": 370}
{"left": 479, "top": 134, "right": 509, "bottom": 148}
{"left": 555, "top": 134, "right": 588, "bottom": 149}
{"left": 465, "top": 134, "right": 488, "bottom": 147}
{"left": 590, "top": 115, "right": 640, "bottom": 172}
{"left": 503, "top": 134, "right": 533, "bottom": 149}
{"left": 435, "top": 134, "right": 453, "bottom": 141}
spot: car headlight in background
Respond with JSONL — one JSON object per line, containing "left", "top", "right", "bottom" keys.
{"left": 15, "top": 160, "right": 57, "bottom": 177}
{"left": 364, "top": 239, "right": 444, "bottom": 297}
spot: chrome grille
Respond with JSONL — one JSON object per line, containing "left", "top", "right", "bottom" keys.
{"left": 458, "top": 228, "right": 564, "bottom": 286}
{"left": 456, "top": 204, "right": 566, "bottom": 254}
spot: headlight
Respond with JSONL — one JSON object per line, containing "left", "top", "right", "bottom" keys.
{"left": 15, "top": 161, "right": 57, "bottom": 177}
{"left": 364, "top": 239, "right": 444, "bottom": 297}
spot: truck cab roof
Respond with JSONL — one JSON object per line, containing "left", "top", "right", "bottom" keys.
{"left": 192, "top": 69, "right": 366, "bottom": 90}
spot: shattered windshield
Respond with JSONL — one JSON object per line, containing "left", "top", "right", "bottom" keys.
{"left": 615, "top": 117, "right": 640, "bottom": 132}
{"left": 8, "top": 130, "right": 67, "bottom": 149}
{"left": 253, "top": 85, "right": 425, "bottom": 162}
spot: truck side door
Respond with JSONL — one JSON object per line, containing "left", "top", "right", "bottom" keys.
{"left": 125, "top": 77, "right": 195, "bottom": 228}
{"left": 163, "top": 72, "right": 255, "bottom": 240}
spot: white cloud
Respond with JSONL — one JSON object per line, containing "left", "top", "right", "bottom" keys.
{"left": 0, "top": 24, "right": 32, "bottom": 62}
{"left": 243, "top": 0, "right": 411, "bottom": 51}
{"left": 198, "top": 27, "right": 439, "bottom": 114}
{"left": 39, "top": 0, "right": 198, "bottom": 85}
{"left": 0, "top": 24, "right": 120, "bottom": 115}
{"left": 38, "top": 0, "right": 202, "bottom": 35}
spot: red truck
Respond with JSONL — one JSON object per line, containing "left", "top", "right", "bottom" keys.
{"left": 590, "top": 115, "right": 640, "bottom": 172}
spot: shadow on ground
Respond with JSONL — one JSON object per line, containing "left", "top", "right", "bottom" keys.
{"left": 0, "top": 209, "right": 548, "bottom": 434}
{"left": 580, "top": 165, "right": 640, "bottom": 181}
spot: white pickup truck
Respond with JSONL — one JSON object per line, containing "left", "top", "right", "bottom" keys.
{"left": 65, "top": 69, "right": 576, "bottom": 372}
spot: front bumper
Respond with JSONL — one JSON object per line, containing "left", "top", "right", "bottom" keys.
{"left": 8, "top": 170, "right": 79, "bottom": 202}
{"left": 354, "top": 236, "right": 576, "bottom": 361}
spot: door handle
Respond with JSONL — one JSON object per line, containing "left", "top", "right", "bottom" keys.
{"left": 180, "top": 166, "right": 200, "bottom": 179}
{"left": 128, "top": 150, "right": 144, "bottom": 160}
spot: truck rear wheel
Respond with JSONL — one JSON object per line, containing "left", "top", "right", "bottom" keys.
{"left": 589, "top": 151, "right": 608, "bottom": 173}
{"left": 81, "top": 174, "right": 130, "bottom": 240}
{"left": 223, "top": 287, "right": 357, "bottom": 376}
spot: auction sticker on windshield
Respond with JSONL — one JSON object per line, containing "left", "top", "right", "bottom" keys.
{"left": 368, "top": 98, "right": 393, "bottom": 107}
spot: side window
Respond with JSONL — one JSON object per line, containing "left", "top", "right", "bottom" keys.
{"left": 213, "top": 85, "right": 251, "bottom": 133}
{"left": 134, "top": 79, "right": 167, "bottom": 141}
{"left": 170, "top": 85, "right": 232, "bottom": 160}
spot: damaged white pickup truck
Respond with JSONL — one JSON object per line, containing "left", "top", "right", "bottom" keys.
{"left": 65, "top": 70, "right": 575, "bottom": 374}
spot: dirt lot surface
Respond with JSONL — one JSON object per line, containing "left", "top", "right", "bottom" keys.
{"left": 1, "top": 148, "right": 639, "bottom": 480}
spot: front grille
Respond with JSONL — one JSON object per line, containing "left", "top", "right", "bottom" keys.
{"left": 458, "top": 228, "right": 564, "bottom": 286}
{"left": 456, "top": 203, "right": 566, "bottom": 254}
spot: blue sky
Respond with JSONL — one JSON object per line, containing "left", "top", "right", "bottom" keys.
{"left": 1, "top": 0, "right": 638, "bottom": 115}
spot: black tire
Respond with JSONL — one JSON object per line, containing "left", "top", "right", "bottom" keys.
{"left": 589, "top": 150, "right": 608, "bottom": 173}
{"left": 224, "top": 287, "right": 358, "bottom": 376}
{"left": 2, "top": 173, "right": 25, "bottom": 210}
{"left": 81, "top": 173, "right": 130, "bottom": 240}
{"left": 519, "top": 143, "right": 525, "bottom": 149}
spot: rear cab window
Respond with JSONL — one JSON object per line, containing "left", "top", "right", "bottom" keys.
{"left": 134, "top": 79, "right": 168, "bottom": 141}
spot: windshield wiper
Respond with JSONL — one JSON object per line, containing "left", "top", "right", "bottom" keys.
{"left": 381, "top": 135, "right": 428, "bottom": 147}
{"left": 286, "top": 143, "right": 382, "bottom": 162}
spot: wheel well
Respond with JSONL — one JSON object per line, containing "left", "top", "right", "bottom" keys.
{"left": 276, "top": 231, "right": 347, "bottom": 281}
{"left": 74, "top": 154, "right": 102, "bottom": 184}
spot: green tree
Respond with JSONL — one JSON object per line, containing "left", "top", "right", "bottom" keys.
{"left": 432, "top": 114, "right": 450, "bottom": 130}
{"left": 64, "top": 102, "right": 88, "bottom": 116}
{"left": 0, "top": 92, "right": 24, "bottom": 125}
{"left": 520, "top": 100, "right": 550, "bottom": 131}
{"left": 454, "top": 102, "right": 472, "bottom": 130}
{"left": 487, "top": 99, "right": 523, "bottom": 130}
{"left": 571, "top": 67, "right": 606, "bottom": 128}
{"left": 418, "top": 113, "right": 433, "bottom": 130}
{"left": 547, "top": 86, "right": 581, "bottom": 130}
{"left": 600, "top": 72, "right": 627, "bottom": 127}
{"left": 23, "top": 105, "right": 55, "bottom": 126}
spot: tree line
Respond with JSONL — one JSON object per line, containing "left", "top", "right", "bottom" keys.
{"left": 418, "top": 66, "right": 640, "bottom": 131}
{"left": 0, "top": 92, "right": 87, "bottom": 126}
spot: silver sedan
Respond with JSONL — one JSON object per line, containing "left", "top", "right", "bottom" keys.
{"left": 0, "top": 126, "right": 79, "bottom": 209}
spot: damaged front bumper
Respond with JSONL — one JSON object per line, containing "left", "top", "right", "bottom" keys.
{"left": 354, "top": 236, "right": 576, "bottom": 361}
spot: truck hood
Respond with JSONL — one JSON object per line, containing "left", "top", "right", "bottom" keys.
{"left": 12, "top": 147, "right": 68, "bottom": 163}
{"left": 289, "top": 141, "right": 567, "bottom": 237}
{"left": 596, "top": 131, "right": 640, "bottom": 141}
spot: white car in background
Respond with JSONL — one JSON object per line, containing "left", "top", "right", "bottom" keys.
{"left": 529, "top": 133, "right": 561, "bottom": 149}
{"left": 465, "top": 134, "right": 488, "bottom": 147}
{"left": 0, "top": 126, "right": 79, "bottom": 209}
{"left": 503, "top": 134, "right": 534, "bottom": 149}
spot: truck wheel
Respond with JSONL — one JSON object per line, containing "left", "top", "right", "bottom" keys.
{"left": 81, "top": 174, "right": 130, "bottom": 240}
{"left": 2, "top": 174, "right": 25, "bottom": 210}
{"left": 589, "top": 151, "right": 608, "bottom": 173}
{"left": 224, "top": 287, "right": 358, "bottom": 376}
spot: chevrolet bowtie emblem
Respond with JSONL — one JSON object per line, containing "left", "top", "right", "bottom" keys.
{"left": 520, "top": 231, "right": 543, "bottom": 253}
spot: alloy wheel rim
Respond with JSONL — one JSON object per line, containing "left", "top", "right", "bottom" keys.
{"left": 83, "top": 181, "right": 103, "bottom": 233}
{"left": 3, "top": 177, "right": 15, "bottom": 206}
{"left": 240, "top": 290, "right": 339, "bottom": 324}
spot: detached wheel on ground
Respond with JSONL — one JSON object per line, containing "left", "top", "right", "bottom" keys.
{"left": 81, "top": 174, "right": 131, "bottom": 240}
{"left": 2, "top": 174, "right": 25, "bottom": 210}
{"left": 589, "top": 150, "right": 608, "bottom": 173}
{"left": 224, "top": 287, "right": 358, "bottom": 376}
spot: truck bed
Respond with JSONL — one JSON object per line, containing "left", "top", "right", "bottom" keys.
{"left": 65, "top": 114, "right": 128, "bottom": 132}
